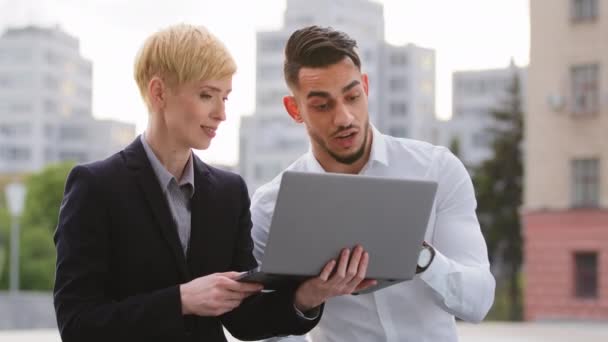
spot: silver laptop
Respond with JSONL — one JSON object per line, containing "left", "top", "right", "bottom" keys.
{"left": 239, "top": 170, "right": 438, "bottom": 293}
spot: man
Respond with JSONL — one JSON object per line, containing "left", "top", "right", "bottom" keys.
{"left": 251, "top": 26, "right": 496, "bottom": 341}
{"left": 53, "top": 24, "right": 373, "bottom": 342}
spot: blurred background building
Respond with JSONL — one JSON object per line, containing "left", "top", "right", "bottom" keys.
{"left": 523, "top": 0, "right": 608, "bottom": 320}
{"left": 439, "top": 62, "right": 527, "bottom": 171}
{"left": 239, "top": 0, "right": 437, "bottom": 191}
{"left": 0, "top": 26, "right": 135, "bottom": 175}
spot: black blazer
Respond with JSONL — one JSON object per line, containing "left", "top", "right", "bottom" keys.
{"left": 53, "top": 137, "right": 320, "bottom": 342}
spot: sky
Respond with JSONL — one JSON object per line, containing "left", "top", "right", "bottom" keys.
{"left": 0, "top": 0, "right": 530, "bottom": 166}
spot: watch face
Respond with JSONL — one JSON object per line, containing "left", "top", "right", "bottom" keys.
{"left": 418, "top": 248, "right": 432, "bottom": 268}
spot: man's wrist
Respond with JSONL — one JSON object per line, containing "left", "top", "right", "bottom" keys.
{"left": 294, "top": 289, "right": 322, "bottom": 313}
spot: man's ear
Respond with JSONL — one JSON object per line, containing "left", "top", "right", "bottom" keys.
{"left": 284, "top": 95, "right": 304, "bottom": 123}
{"left": 362, "top": 73, "right": 369, "bottom": 96}
{"left": 148, "top": 76, "right": 166, "bottom": 111}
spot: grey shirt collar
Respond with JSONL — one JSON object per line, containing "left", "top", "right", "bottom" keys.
{"left": 140, "top": 134, "right": 195, "bottom": 198}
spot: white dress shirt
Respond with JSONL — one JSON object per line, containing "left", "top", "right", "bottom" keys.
{"left": 250, "top": 126, "right": 495, "bottom": 342}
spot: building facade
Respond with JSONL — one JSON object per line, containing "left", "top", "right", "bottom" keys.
{"left": 0, "top": 26, "right": 134, "bottom": 174}
{"left": 523, "top": 0, "right": 608, "bottom": 320}
{"left": 239, "top": 0, "right": 436, "bottom": 191}
{"left": 440, "top": 62, "right": 526, "bottom": 169}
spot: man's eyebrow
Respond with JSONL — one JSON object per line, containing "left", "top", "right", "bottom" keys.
{"left": 342, "top": 80, "right": 360, "bottom": 93}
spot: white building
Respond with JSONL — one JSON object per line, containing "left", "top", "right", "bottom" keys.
{"left": 0, "top": 26, "right": 135, "bottom": 174}
{"left": 439, "top": 62, "right": 526, "bottom": 169}
{"left": 240, "top": 0, "right": 436, "bottom": 191}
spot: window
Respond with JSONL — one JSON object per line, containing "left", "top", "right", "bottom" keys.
{"left": 59, "top": 125, "right": 86, "bottom": 141}
{"left": 45, "top": 51, "right": 63, "bottom": 65}
{"left": 44, "top": 75, "right": 59, "bottom": 89}
{"left": 571, "top": 0, "right": 598, "bottom": 22}
{"left": 421, "top": 55, "right": 434, "bottom": 70}
{"left": 71, "top": 107, "right": 89, "bottom": 117}
{"left": 390, "top": 102, "right": 407, "bottom": 117}
{"left": 574, "top": 252, "right": 598, "bottom": 298}
{"left": 295, "top": 16, "right": 313, "bottom": 26}
{"left": 259, "top": 37, "right": 283, "bottom": 53}
{"left": 422, "top": 80, "right": 434, "bottom": 94}
{"left": 0, "top": 146, "right": 31, "bottom": 161}
{"left": 44, "top": 100, "right": 57, "bottom": 114}
{"left": 571, "top": 64, "right": 599, "bottom": 115}
{"left": 257, "top": 64, "right": 281, "bottom": 81}
{"left": 257, "top": 89, "right": 285, "bottom": 107}
{"left": 0, "top": 73, "right": 33, "bottom": 88}
{"left": 363, "top": 49, "right": 373, "bottom": 62}
{"left": 45, "top": 124, "right": 55, "bottom": 139}
{"left": 0, "top": 102, "right": 32, "bottom": 114}
{"left": 390, "top": 53, "right": 407, "bottom": 66}
{"left": 0, "top": 125, "right": 16, "bottom": 137}
{"left": 0, "top": 48, "right": 32, "bottom": 63}
{"left": 571, "top": 158, "right": 600, "bottom": 207}
{"left": 389, "top": 78, "right": 407, "bottom": 92}
{"left": 0, "top": 74, "right": 12, "bottom": 87}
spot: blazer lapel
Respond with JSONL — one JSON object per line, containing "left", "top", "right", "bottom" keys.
{"left": 187, "top": 157, "right": 219, "bottom": 275}
{"left": 122, "top": 137, "right": 191, "bottom": 281}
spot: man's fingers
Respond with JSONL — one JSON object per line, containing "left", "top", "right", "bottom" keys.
{"left": 319, "top": 259, "right": 337, "bottom": 282}
{"left": 354, "top": 279, "right": 378, "bottom": 292}
{"left": 345, "top": 250, "right": 368, "bottom": 289}
{"left": 333, "top": 248, "right": 350, "bottom": 281}
{"left": 345, "top": 246, "right": 364, "bottom": 281}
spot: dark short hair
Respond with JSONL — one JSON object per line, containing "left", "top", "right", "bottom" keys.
{"left": 283, "top": 26, "right": 361, "bottom": 88}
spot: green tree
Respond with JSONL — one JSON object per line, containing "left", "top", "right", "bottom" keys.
{"left": 21, "top": 162, "right": 75, "bottom": 233}
{"left": 473, "top": 71, "right": 523, "bottom": 321}
{"left": 449, "top": 136, "right": 461, "bottom": 159}
{"left": 0, "top": 206, "right": 9, "bottom": 288}
{"left": 0, "top": 162, "right": 74, "bottom": 290}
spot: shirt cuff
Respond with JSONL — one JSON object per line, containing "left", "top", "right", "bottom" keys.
{"left": 293, "top": 304, "right": 321, "bottom": 320}
{"left": 419, "top": 247, "right": 451, "bottom": 290}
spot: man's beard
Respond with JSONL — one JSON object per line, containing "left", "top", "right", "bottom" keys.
{"left": 312, "top": 121, "right": 369, "bottom": 165}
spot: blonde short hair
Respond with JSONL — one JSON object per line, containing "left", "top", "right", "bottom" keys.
{"left": 134, "top": 24, "right": 236, "bottom": 107}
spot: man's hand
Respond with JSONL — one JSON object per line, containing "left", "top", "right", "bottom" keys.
{"left": 180, "top": 272, "right": 263, "bottom": 316}
{"left": 294, "top": 245, "right": 377, "bottom": 312}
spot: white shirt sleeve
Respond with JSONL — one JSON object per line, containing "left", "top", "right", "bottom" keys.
{"left": 250, "top": 184, "right": 276, "bottom": 266}
{"left": 419, "top": 150, "right": 496, "bottom": 323}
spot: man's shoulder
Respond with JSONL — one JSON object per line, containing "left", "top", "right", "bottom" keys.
{"left": 251, "top": 171, "right": 284, "bottom": 209}
{"left": 382, "top": 134, "right": 451, "bottom": 169}
{"left": 251, "top": 154, "right": 309, "bottom": 210}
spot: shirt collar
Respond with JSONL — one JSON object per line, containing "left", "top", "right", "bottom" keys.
{"left": 140, "top": 134, "right": 195, "bottom": 197}
{"left": 305, "top": 124, "right": 389, "bottom": 172}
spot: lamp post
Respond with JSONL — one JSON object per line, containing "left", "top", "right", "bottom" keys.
{"left": 5, "top": 182, "right": 26, "bottom": 293}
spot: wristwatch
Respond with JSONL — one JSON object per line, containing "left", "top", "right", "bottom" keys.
{"left": 416, "top": 241, "right": 435, "bottom": 274}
